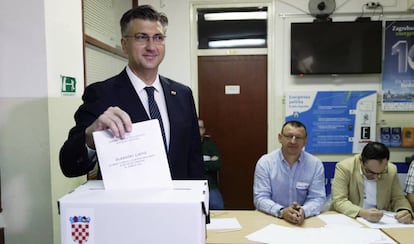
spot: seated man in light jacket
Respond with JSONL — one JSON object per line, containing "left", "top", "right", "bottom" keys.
{"left": 331, "top": 142, "right": 413, "bottom": 223}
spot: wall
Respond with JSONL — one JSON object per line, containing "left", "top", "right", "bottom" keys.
{"left": 1, "top": 0, "right": 85, "bottom": 243}
{"left": 0, "top": 1, "right": 52, "bottom": 243}
{"left": 83, "top": 0, "right": 130, "bottom": 85}
{"left": 273, "top": 0, "right": 414, "bottom": 163}
{"left": 141, "top": 0, "right": 414, "bottom": 163}
{"left": 44, "top": 0, "right": 86, "bottom": 243}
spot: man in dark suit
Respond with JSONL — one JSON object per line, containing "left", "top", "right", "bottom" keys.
{"left": 59, "top": 5, "right": 203, "bottom": 180}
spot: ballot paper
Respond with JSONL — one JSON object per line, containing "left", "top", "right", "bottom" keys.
{"left": 93, "top": 119, "right": 173, "bottom": 190}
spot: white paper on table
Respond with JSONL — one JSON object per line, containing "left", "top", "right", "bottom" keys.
{"left": 93, "top": 119, "right": 172, "bottom": 190}
{"left": 318, "top": 214, "right": 363, "bottom": 228}
{"left": 357, "top": 211, "right": 414, "bottom": 229}
{"left": 207, "top": 218, "right": 242, "bottom": 231}
{"left": 246, "top": 224, "right": 396, "bottom": 244}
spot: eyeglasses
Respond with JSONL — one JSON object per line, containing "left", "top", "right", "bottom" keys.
{"left": 281, "top": 134, "right": 305, "bottom": 141}
{"left": 361, "top": 164, "right": 388, "bottom": 177}
{"left": 124, "top": 33, "right": 166, "bottom": 45}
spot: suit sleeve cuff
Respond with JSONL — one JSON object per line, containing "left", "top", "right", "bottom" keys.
{"left": 397, "top": 208, "right": 414, "bottom": 218}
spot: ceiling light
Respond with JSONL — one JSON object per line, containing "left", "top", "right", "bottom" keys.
{"left": 204, "top": 11, "right": 267, "bottom": 21}
{"left": 208, "top": 39, "right": 266, "bottom": 48}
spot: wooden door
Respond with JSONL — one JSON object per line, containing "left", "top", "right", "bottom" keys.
{"left": 198, "top": 55, "right": 267, "bottom": 209}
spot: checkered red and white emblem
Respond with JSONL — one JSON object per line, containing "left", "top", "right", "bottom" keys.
{"left": 70, "top": 216, "right": 90, "bottom": 244}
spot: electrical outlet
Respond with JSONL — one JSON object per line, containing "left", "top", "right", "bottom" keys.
{"left": 366, "top": 2, "right": 381, "bottom": 9}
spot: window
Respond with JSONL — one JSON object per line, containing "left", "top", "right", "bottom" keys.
{"left": 197, "top": 7, "right": 268, "bottom": 49}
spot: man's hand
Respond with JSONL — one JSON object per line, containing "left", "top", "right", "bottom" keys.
{"left": 395, "top": 210, "right": 413, "bottom": 224}
{"left": 281, "top": 202, "right": 305, "bottom": 225}
{"left": 85, "top": 106, "right": 132, "bottom": 149}
{"left": 359, "top": 208, "right": 383, "bottom": 223}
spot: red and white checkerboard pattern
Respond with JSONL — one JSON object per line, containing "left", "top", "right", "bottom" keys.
{"left": 71, "top": 223, "right": 90, "bottom": 244}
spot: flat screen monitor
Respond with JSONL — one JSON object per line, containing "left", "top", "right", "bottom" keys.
{"left": 290, "top": 21, "right": 383, "bottom": 75}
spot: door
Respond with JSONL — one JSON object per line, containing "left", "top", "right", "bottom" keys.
{"left": 198, "top": 55, "right": 267, "bottom": 209}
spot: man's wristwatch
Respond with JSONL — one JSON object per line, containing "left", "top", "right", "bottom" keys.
{"left": 278, "top": 208, "right": 284, "bottom": 218}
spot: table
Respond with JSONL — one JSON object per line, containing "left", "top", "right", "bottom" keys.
{"left": 206, "top": 210, "right": 326, "bottom": 243}
{"left": 206, "top": 210, "right": 414, "bottom": 244}
{"left": 382, "top": 228, "right": 414, "bottom": 244}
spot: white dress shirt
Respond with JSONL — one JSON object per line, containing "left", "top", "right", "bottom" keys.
{"left": 126, "top": 66, "right": 170, "bottom": 149}
{"left": 363, "top": 177, "right": 377, "bottom": 209}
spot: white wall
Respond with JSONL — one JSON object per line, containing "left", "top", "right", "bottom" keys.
{"left": 1, "top": 0, "right": 85, "bottom": 243}
{"left": 0, "top": 1, "right": 52, "bottom": 243}
{"left": 44, "top": 0, "right": 87, "bottom": 243}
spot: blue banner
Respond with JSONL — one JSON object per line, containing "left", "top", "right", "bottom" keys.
{"left": 286, "top": 91, "right": 377, "bottom": 153}
{"left": 382, "top": 20, "right": 414, "bottom": 111}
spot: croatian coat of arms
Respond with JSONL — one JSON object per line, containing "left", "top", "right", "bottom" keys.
{"left": 70, "top": 216, "right": 91, "bottom": 244}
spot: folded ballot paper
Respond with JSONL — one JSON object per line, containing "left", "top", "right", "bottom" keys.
{"left": 92, "top": 119, "right": 173, "bottom": 190}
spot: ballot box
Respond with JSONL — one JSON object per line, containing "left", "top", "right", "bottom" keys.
{"left": 58, "top": 180, "right": 209, "bottom": 244}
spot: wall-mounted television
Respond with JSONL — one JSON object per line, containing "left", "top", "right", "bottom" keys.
{"left": 290, "top": 21, "right": 383, "bottom": 75}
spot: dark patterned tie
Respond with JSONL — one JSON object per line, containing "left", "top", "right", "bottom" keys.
{"left": 144, "top": 86, "right": 167, "bottom": 151}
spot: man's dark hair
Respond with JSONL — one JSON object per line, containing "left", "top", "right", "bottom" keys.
{"left": 361, "top": 142, "right": 390, "bottom": 163}
{"left": 281, "top": 120, "right": 307, "bottom": 136}
{"left": 120, "top": 5, "right": 168, "bottom": 36}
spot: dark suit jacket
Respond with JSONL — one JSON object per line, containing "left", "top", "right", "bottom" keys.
{"left": 59, "top": 69, "right": 204, "bottom": 180}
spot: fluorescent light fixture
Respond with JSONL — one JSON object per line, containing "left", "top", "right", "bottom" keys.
{"left": 204, "top": 11, "right": 267, "bottom": 21}
{"left": 208, "top": 39, "right": 266, "bottom": 48}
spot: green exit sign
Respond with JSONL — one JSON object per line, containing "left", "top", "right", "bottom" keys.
{"left": 61, "top": 75, "right": 76, "bottom": 95}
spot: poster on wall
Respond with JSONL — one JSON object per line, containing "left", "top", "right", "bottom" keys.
{"left": 382, "top": 20, "right": 414, "bottom": 111}
{"left": 285, "top": 91, "right": 377, "bottom": 154}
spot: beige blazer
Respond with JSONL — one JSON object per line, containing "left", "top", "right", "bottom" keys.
{"left": 331, "top": 154, "right": 412, "bottom": 217}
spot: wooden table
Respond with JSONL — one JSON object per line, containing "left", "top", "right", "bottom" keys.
{"left": 207, "top": 210, "right": 326, "bottom": 243}
{"left": 206, "top": 210, "right": 414, "bottom": 244}
{"left": 382, "top": 228, "right": 414, "bottom": 244}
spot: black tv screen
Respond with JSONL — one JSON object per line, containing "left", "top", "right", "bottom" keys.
{"left": 291, "top": 21, "right": 383, "bottom": 75}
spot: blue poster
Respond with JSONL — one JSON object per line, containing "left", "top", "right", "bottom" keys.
{"left": 382, "top": 21, "right": 414, "bottom": 111}
{"left": 285, "top": 91, "right": 377, "bottom": 154}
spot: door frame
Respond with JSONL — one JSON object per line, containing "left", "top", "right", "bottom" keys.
{"left": 189, "top": 0, "right": 278, "bottom": 151}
